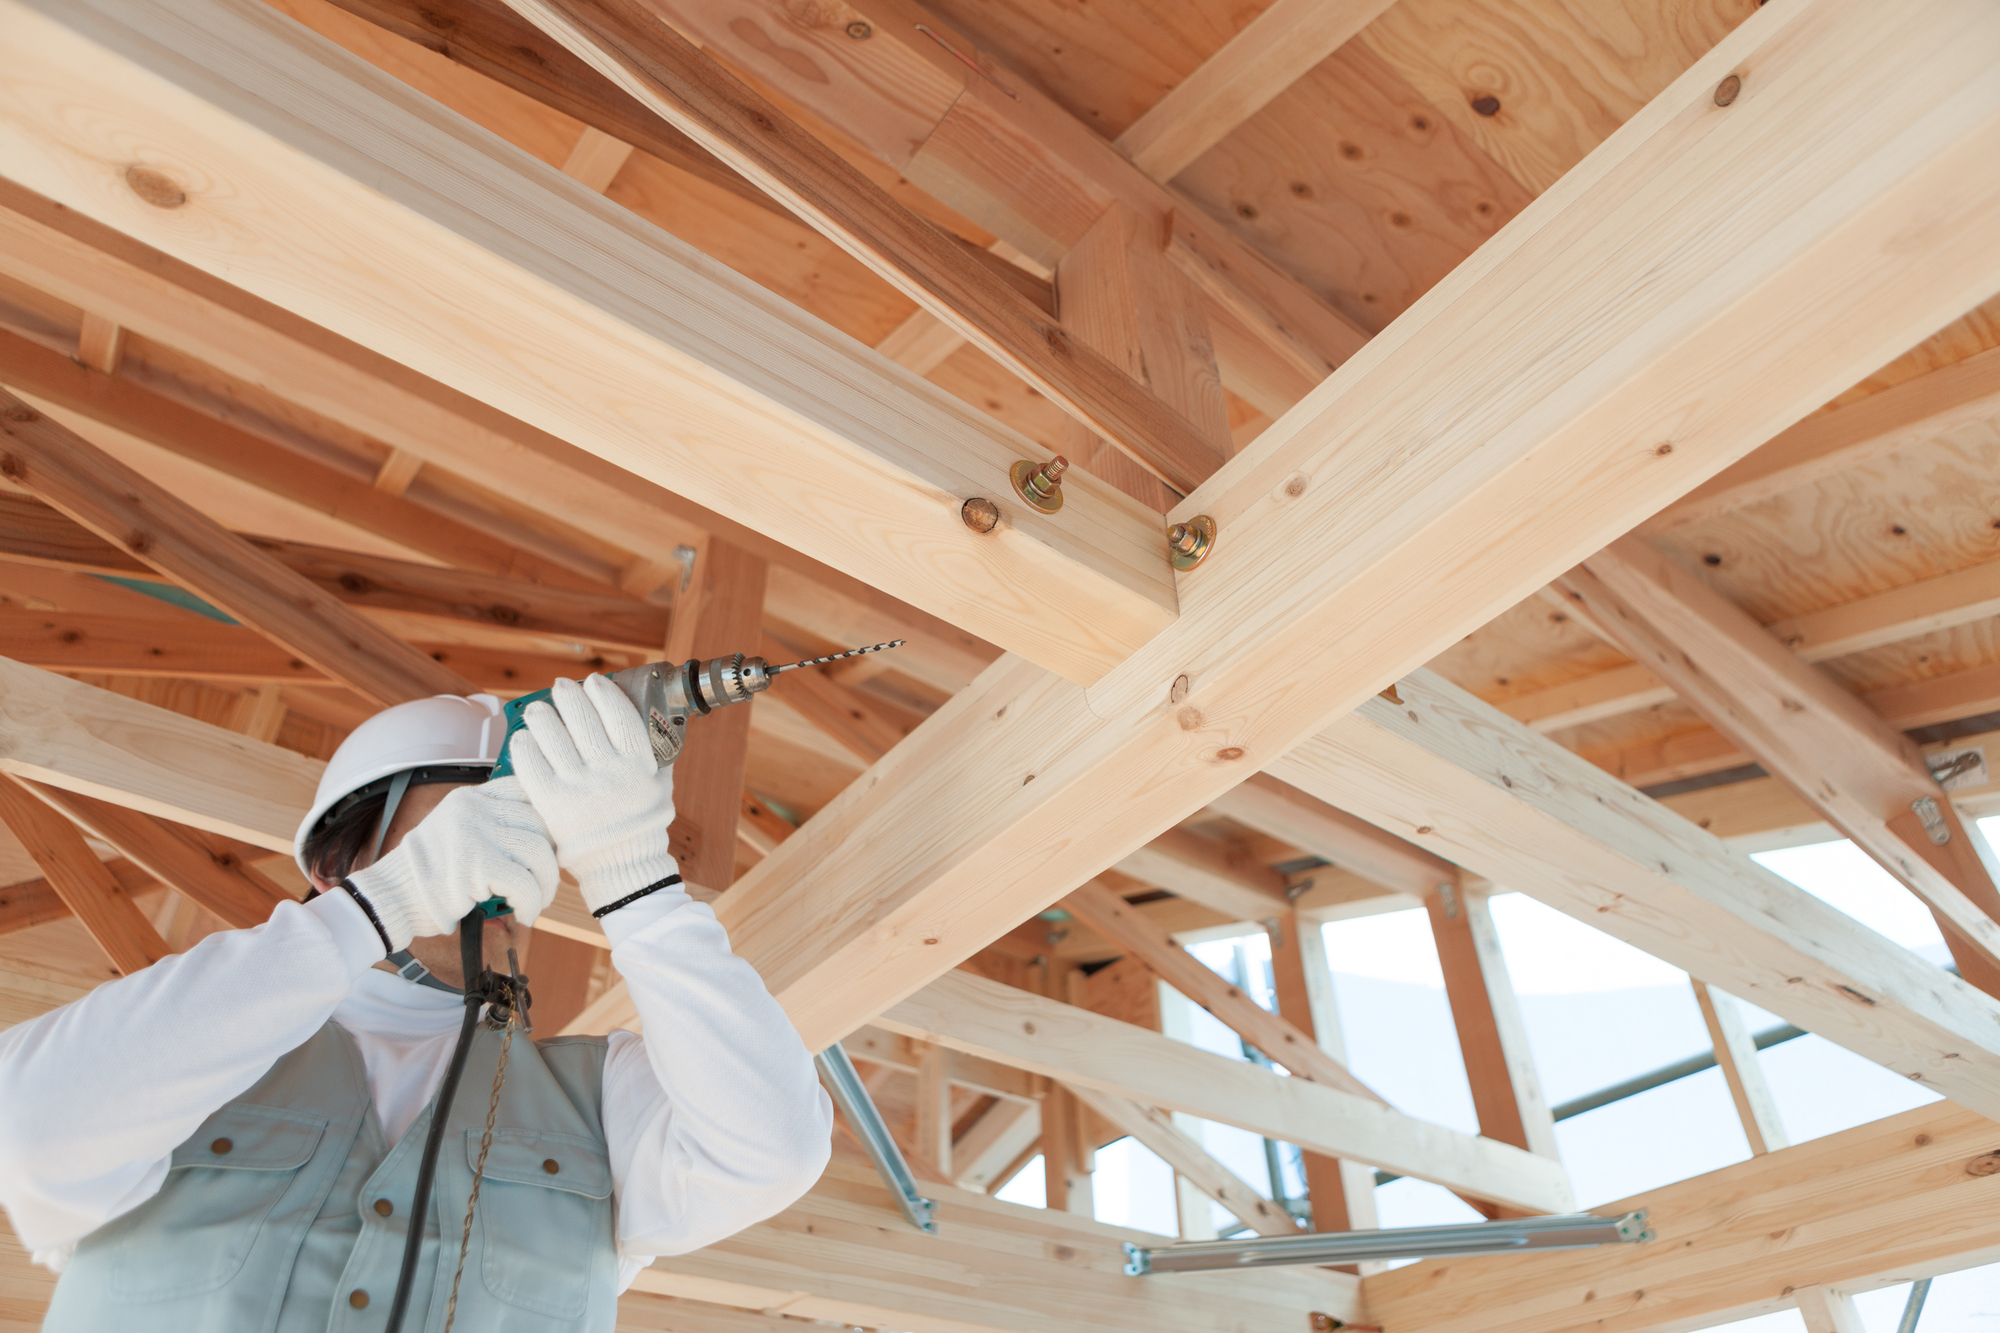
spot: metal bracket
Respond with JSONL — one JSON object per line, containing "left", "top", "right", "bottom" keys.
{"left": 1911, "top": 795, "right": 1951, "bottom": 846}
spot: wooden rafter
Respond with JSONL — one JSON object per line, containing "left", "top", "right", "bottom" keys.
{"left": 0, "top": 771, "right": 169, "bottom": 974}
{"left": 1560, "top": 537, "right": 2000, "bottom": 992}
{"left": 1275, "top": 669, "right": 2000, "bottom": 1119}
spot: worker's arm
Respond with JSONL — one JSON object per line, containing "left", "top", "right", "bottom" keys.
{"left": 509, "top": 677, "right": 830, "bottom": 1265}
{"left": 0, "top": 890, "right": 384, "bottom": 1264}
{"left": 597, "top": 889, "right": 831, "bottom": 1259}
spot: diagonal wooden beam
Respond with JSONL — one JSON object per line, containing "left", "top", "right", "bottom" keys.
{"left": 1114, "top": 0, "right": 1399, "bottom": 182}
{"left": 1063, "top": 879, "right": 1386, "bottom": 1105}
{"left": 1113, "top": 828, "right": 1289, "bottom": 922}
{"left": 1273, "top": 669, "right": 2000, "bottom": 1120}
{"left": 1691, "top": 979, "right": 1788, "bottom": 1157}
{"left": 878, "top": 968, "right": 1573, "bottom": 1213}
{"left": 1208, "top": 772, "right": 1455, "bottom": 899}
{"left": 0, "top": 858, "right": 157, "bottom": 938}
{"left": 1063, "top": 1081, "right": 1299, "bottom": 1237}
{"left": 0, "top": 0, "right": 1177, "bottom": 686}
{"left": 0, "top": 388, "right": 472, "bottom": 705}
{"left": 0, "top": 771, "right": 169, "bottom": 973}
{"left": 502, "top": 0, "right": 1228, "bottom": 492}
{"left": 1560, "top": 536, "right": 2000, "bottom": 992}
{"left": 23, "top": 784, "right": 293, "bottom": 930}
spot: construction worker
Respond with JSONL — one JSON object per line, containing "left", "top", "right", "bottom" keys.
{"left": 0, "top": 676, "right": 831, "bottom": 1330}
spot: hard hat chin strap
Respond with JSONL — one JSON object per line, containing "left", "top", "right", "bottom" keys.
{"left": 369, "top": 768, "right": 469, "bottom": 997}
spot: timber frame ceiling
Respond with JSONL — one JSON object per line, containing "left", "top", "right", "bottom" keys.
{"left": 1, "top": 0, "right": 1999, "bottom": 1329}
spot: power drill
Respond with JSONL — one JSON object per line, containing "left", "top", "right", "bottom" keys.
{"left": 471, "top": 640, "right": 904, "bottom": 914}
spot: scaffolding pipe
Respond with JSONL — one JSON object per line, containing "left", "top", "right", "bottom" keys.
{"left": 1122, "top": 1210, "right": 1652, "bottom": 1275}
{"left": 815, "top": 1043, "right": 937, "bottom": 1234}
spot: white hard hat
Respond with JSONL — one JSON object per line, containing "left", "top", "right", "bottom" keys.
{"left": 294, "top": 693, "right": 506, "bottom": 878}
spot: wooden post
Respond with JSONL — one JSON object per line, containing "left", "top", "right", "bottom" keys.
{"left": 1157, "top": 983, "right": 1218, "bottom": 1238}
{"left": 1038, "top": 967, "right": 1095, "bottom": 1214}
{"left": 1266, "top": 904, "right": 1381, "bottom": 1235}
{"left": 662, "top": 539, "right": 767, "bottom": 892}
{"left": 915, "top": 1043, "right": 954, "bottom": 1178}
{"left": 524, "top": 928, "right": 601, "bottom": 1035}
{"left": 1795, "top": 1286, "right": 1867, "bottom": 1333}
{"left": 1692, "top": 979, "right": 1789, "bottom": 1156}
{"left": 1426, "top": 876, "right": 1561, "bottom": 1163}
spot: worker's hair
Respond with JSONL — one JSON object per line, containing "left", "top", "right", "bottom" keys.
{"left": 301, "top": 791, "right": 388, "bottom": 884}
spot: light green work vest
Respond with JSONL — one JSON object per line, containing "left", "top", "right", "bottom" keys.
{"left": 44, "top": 1021, "right": 620, "bottom": 1332}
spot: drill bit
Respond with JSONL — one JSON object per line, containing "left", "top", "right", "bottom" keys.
{"left": 765, "top": 640, "right": 906, "bottom": 676}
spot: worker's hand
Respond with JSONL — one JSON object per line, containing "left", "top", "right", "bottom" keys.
{"left": 342, "top": 779, "right": 558, "bottom": 951}
{"left": 509, "top": 674, "right": 679, "bottom": 915}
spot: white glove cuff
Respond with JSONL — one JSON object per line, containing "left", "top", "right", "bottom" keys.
{"left": 574, "top": 828, "right": 680, "bottom": 916}
{"left": 344, "top": 853, "right": 422, "bottom": 954}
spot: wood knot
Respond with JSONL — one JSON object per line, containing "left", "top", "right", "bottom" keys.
{"left": 1176, "top": 706, "right": 1202, "bottom": 731}
{"left": 1967, "top": 1151, "right": 2000, "bottom": 1177}
{"left": 124, "top": 165, "right": 188, "bottom": 209}
{"left": 1214, "top": 746, "right": 1244, "bottom": 762}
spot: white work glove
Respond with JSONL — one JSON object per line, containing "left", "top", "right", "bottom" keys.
{"left": 342, "top": 778, "right": 558, "bottom": 953}
{"left": 508, "top": 674, "right": 680, "bottom": 915}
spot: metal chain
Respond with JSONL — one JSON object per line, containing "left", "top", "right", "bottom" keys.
{"left": 442, "top": 1006, "right": 516, "bottom": 1333}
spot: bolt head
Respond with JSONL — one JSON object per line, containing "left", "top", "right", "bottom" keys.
{"left": 961, "top": 496, "right": 1000, "bottom": 533}
{"left": 1714, "top": 73, "right": 1742, "bottom": 106}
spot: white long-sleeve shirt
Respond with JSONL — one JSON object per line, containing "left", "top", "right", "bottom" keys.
{"left": 0, "top": 887, "right": 832, "bottom": 1290}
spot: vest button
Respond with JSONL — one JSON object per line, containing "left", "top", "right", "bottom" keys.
{"left": 210, "top": 1138, "right": 232, "bottom": 1155}
{"left": 348, "top": 1290, "right": 369, "bottom": 1309}
{"left": 542, "top": 1158, "right": 560, "bottom": 1175}
{"left": 373, "top": 1199, "right": 393, "bottom": 1217}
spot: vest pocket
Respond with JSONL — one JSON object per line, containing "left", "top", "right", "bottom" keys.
{"left": 465, "top": 1128, "right": 613, "bottom": 1319}
{"left": 103, "top": 1104, "right": 328, "bottom": 1301}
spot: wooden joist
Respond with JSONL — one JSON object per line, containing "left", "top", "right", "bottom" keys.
{"left": 1208, "top": 772, "right": 1455, "bottom": 899}
{"left": 1273, "top": 669, "right": 2000, "bottom": 1121}
{"left": 0, "top": 387, "right": 472, "bottom": 706}
{"left": 715, "top": 0, "right": 2000, "bottom": 1048}
{"left": 1113, "top": 0, "right": 1400, "bottom": 182}
{"left": 1561, "top": 537, "right": 2000, "bottom": 993}
{"left": 0, "top": 771, "right": 169, "bottom": 974}
{"left": 1113, "top": 828, "right": 1289, "bottom": 922}
{"left": 501, "top": 0, "right": 1228, "bottom": 493}
{"left": 1360, "top": 1101, "right": 2000, "bottom": 1333}
{"left": 877, "top": 969, "right": 1575, "bottom": 1213}
{"left": 0, "top": 0, "right": 1178, "bottom": 686}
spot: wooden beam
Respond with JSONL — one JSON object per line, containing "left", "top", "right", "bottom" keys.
{"left": 1560, "top": 537, "right": 2000, "bottom": 992}
{"left": 1063, "top": 879, "right": 1387, "bottom": 1105}
{"left": 557, "top": 124, "right": 634, "bottom": 192}
{"left": 756, "top": 635, "right": 919, "bottom": 765}
{"left": 503, "top": 0, "right": 1229, "bottom": 494}
{"left": 1360, "top": 1101, "right": 2000, "bottom": 1333}
{"left": 1691, "top": 979, "right": 1788, "bottom": 1157}
{"left": 0, "top": 11, "right": 1178, "bottom": 688}
{"left": 948, "top": 1097, "right": 1039, "bottom": 1193}
{"left": 665, "top": 540, "right": 765, "bottom": 891}
{"left": 1642, "top": 343, "right": 2000, "bottom": 535}
{"left": 632, "top": 1159, "right": 1361, "bottom": 1333}
{"left": 1209, "top": 772, "right": 1455, "bottom": 899}
{"left": 1065, "top": 1082, "right": 1298, "bottom": 1237}
{"left": 0, "top": 771, "right": 169, "bottom": 974}
{"left": 1272, "top": 669, "right": 2000, "bottom": 1120}
{"left": 74, "top": 310, "right": 124, "bottom": 375}
{"left": 878, "top": 969, "right": 1575, "bottom": 1213}
{"left": 28, "top": 783, "right": 292, "bottom": 930}
{"left": 0, "top": 326, "right": 588, "bottom": 587}
{"left": 840, "top": 1023, "right": 1037, "bottom": 1103}
{"left": 0, "top": 858, "right": 156, "bottom": 938}
{"left": 1502, "top": 549, "right": 2000, "bottom": 735}
{"left": 1114, "top": 828, "right": 1289, "bottom": 922}
{"left": 0, "top": 387, "right": 472, "bottom": 705}
{"left": 0, "top": 608, "right": 604, "bottom": 696}
{"left": 0, "top": 657, "right": 321, "bottom": 854}
{"left": 1114, "top": 0, "right": 1399, "bottom": 181}
{"left": 715, "top": 0, "right": 2000, "bottom": 1049}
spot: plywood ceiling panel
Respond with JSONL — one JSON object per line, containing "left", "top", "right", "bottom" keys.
{"left": 1172, "top": 42, "right": 1530, "bottom": 333}
{"left": 1358, "top": 0, "right": 1760, "bottom": 195}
